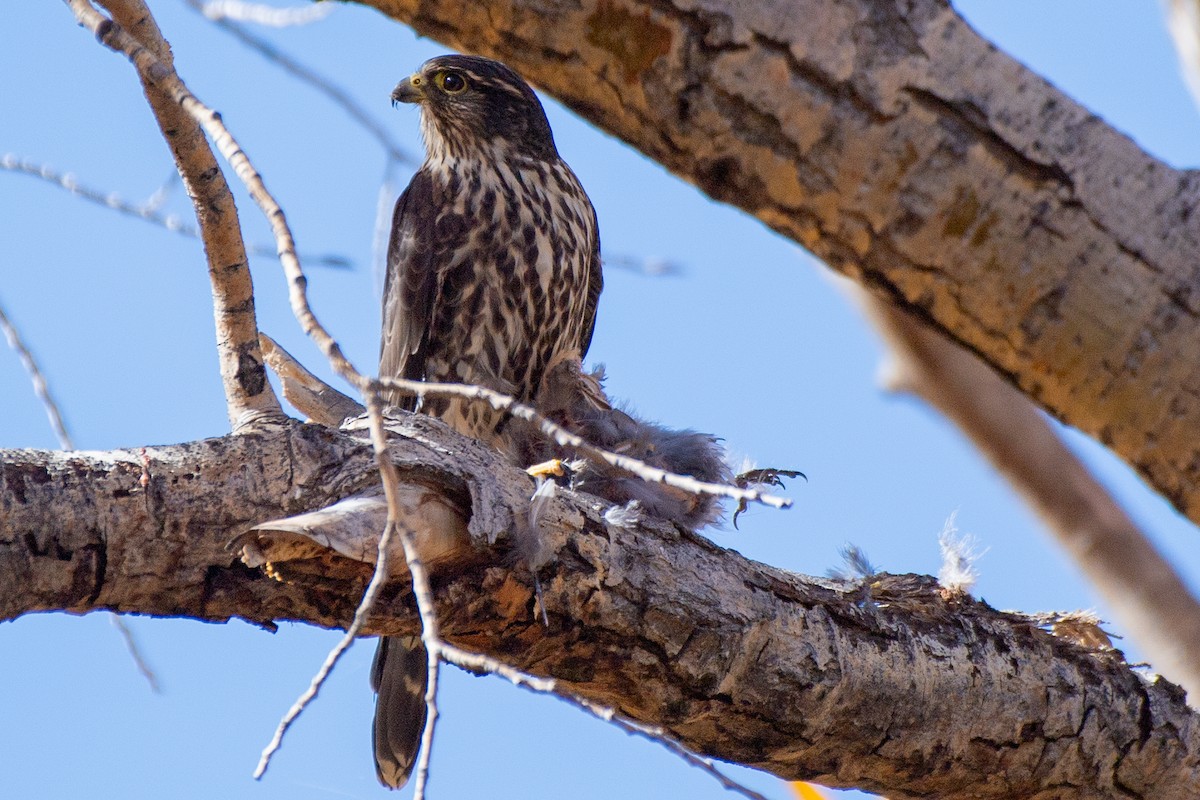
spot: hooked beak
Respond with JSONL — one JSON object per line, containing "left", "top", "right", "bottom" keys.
{"left": 391, "top": 74, "right": 425, "bottom": 106}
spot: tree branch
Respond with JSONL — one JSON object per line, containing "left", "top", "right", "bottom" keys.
{"left": 3, "top": 418, "right": 1198, "bottom": 799}
{"left": 352, "top": 0, "right": 1200, "bottom": 526}
{"left": 72, "top": 0, "right": 281, "bottom": 429}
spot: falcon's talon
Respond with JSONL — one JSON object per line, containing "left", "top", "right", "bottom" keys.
{"left": 526, "top": 458, "right": 566, "bottom": 479}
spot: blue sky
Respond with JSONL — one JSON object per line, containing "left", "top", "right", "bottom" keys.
{"left": 3, "top": 2, "right": 1199, "bottom": 798}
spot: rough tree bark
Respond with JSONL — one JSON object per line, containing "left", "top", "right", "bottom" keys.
{"left": 355, "top": 0, "right": 1200, "bottom": 524}
{"left": 4, "top": 416, "right": 1199, "bottom": 799}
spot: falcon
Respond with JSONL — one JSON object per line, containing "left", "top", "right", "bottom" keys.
{"left": 372, "top": 54, "right": 603, "bottom": 788}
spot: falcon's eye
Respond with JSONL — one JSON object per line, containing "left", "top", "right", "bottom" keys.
{"left": 435, "top": 71, "right": 468, "bottom": 94}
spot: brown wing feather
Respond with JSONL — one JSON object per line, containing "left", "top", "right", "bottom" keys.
{"left": 577, "top": 203, "right": 603, "bottom": 359}
{"left": 380, "top": 169, "right": 438, "bottom": 411}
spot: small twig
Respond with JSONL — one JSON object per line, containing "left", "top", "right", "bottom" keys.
{"left": 110, "top": 615, "right": 162, "bottom": 693}
{"left": 361, "top": 391, "right": 443, "bottom": 799}
{"left": 183, "top": 0, "right": 412, "bottom": 165}
{"left": 258, "top": 333, "right": 365, "bottom": 425}
{"left": 0, "top": 296, "right": 74, "bottom": 450}
{"left": 374, "top": 375, "right": 790, "bottom": 510}
{"left": 439, "top": 644, "right": 772, "bottom": 800}
{"left": 198, "top": 0, "right": 334, "bottom": 27}
{"left": 2, "top": 154, "right": 350, "bottom": 269}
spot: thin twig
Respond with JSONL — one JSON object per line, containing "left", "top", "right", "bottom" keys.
{"left": 373, "top": 375, "right": 790, "bottom": 510}
{"left": 602, "top": 253, "right": 684, "bottom": 277}
{"left": 252, "top": 489, "right": 398, "bottom": 777}
{"left": 2, "top": 154, "right": 350, "bottom": 269}
{"left": 140, "top": 170, "right": 178, "bottom": 212}
{"left": 440, "top": 644, "right": 772, "bottom": 800}
{"left": 0, "top": 296, "right": 74, "bottom": 450}
{"left": 361, "top": 391, "right": 443, "bottom": 798}
{"left": 198, "top": 0, "right": 334, "bottom": 27}
{"left": 182, "top": 0, "right": 412, "bottom": 165}
{"left": 109, "top": 615, "right": 162, "bottom": 693}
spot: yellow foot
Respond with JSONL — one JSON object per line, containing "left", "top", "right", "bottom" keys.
{"left": 526, "top": 458, "right": 566, "bottom": 479}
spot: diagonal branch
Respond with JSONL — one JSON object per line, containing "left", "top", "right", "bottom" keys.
{"left": 2, "top": 154, "right": 352, "bottom": 269}
{"left": 0, "top": 297, "right": 73, "bottom": 450}
{"left": 71, "top": 0, "right": 281, "bottom": 430}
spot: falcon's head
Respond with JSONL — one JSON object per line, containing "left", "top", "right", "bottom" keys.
{"left": 392, "top": 54, "right": 558, "bottom": 162}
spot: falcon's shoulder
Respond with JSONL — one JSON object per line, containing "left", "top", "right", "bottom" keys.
{"left": 381, "top": 169, "right": 438, "bottom": 408}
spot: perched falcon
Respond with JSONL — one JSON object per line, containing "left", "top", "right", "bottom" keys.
{"left": 372, "top": 54, "right": 602, "bottom": 788}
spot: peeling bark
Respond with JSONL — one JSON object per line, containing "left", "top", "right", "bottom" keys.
{"left": 355, "top": 0, "right": 1200, "bottom": 525}
{"left": 3, "top": 417, "right": 1199, "bottom": 798}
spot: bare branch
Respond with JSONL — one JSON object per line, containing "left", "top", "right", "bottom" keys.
{"left": 371, "top": 164, "right": 400, "bottom": 292}
{"left": 602, "top": 253, "right": 684, "bottom": 277}
{"left": 69, "top": 0, "right": 282, "bottom": 429}
{"left": 2, "top": 154, "right": 352, "bottom": 269}
{"left": 109, "top": 615, "right": 162, "bottom": 693}
{"left": 373, "top": 374, "right": 790, "bottom": 510}
{"left": 139, "top": 169, "right": 178, "bottom": 212}
{"left": 258, "top": 334, "right": 365, "bottom": 425}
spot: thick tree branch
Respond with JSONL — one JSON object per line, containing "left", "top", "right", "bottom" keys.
{"left": 3, "top": 418, "right": 1199, "bottom": 799}
{"left": 75, "top": 0, "right": 281, "bottom": 429}
{"left": 352, "top": 0, "right": 1200, "bottom": 525}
